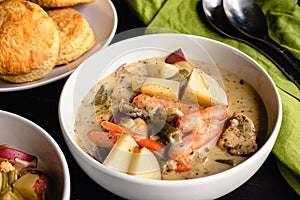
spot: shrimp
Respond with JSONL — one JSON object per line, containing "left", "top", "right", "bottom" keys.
{"left": 87, "top": 130, "right": 120, "bottom": 148}
{"left": 176, "top": 105, "right": 228, "bottom": 133}
{"left": 87, "top": 121, "right": 164, "bottom": 152}
{"left": 168, "top": 105, "right": 228, "bottom": 166}
{"left": 132, "top": 93, "right": 200, "bottom": 117}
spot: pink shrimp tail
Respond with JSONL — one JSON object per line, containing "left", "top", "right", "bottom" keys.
{"left": 132, "top": 94, "right": 200, "bottom": 114}
{"left": 168, "top": 123, "right": 223, "bottom": 161}
{"left": 177, "top": 105, "right": 228, "bottom": 133}
{"left": 168, "top": 105, "right": 228, "bottom": 162}
{"left": 87, "top": 130, "right": 121, "bottom": 148}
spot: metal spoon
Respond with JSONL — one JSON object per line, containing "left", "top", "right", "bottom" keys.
{"left": 201, "top": 0, "right": 300, "bottom": 88}
{"left": 222, "top": 0, "right": 300, "bottom": 87}
{"left": 202, "top": 0, "right": 249, "bottom": 41}
{"left": 201, "top": 0, "right": 270, "bottom": 52}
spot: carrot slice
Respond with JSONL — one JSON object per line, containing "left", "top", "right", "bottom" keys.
{"left": 137, "top": 138, "right": 164, "bottom": 152}
{"left": 101, "top": 121, "right": 164, "bottom": 151}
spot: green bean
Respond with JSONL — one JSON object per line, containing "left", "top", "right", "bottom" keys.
{"left": 7, "top": 170, "right": 17, "bottom": 185}
{"left": 94, "top": 84, "right": 112, "bottom": 106}
{"left": 0, "top": 187, "right": 20, "bottom": 200}
{"left": 1, "top": 172, "right": 8, "bottom": 191}
{"left": 154, "top": 123, "right": 183, "bottom": 144}
{"left": 119, "top": 99, "right": 150, "bottom": 119}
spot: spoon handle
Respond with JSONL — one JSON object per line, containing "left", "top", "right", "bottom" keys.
{"left": 260, "top": 36, "right": 300, "bottom": 87}
{"left": 266, "top": 36, "right": 300, "bottom": 72}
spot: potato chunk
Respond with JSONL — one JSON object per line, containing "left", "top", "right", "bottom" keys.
{"left": 128, "top": 147, "right": 161, "bottom": 180}
{"left": 181, "top": 68, "right": 227, "bottom": 107}
{"left": 103, "top": 133, "right": 138, "bottom": 173}
{"left": 141, "top": 77, "right": 180, "bottom": 101}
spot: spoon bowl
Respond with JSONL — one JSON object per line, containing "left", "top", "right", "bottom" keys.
{"left": 201, "top": 0, "right": 268, "bottom": 50}
{"left": 223, "top": 0, "right": 268, "bottom": 40}
{"left": 202, "top": 0, "right": 241, "bottom": 39}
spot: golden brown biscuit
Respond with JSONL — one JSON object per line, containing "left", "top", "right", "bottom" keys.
{"left": 0, "top": 0, "right": 60, "bottom": 83}
{"left": 47, "top": 8, "right": 96, "bottom": 65}
{"left": 30, "top": 0, "right": 95, "bottom": 8}
{"left": 0, "top": 62, "right": 56, "bottom": 83}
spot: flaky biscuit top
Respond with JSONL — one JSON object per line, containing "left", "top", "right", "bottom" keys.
{"left": 0, "top": 0, "right": 59, "bottom": 75}
{"left": 47, "top": 7, "right": 96, "bottom": 65}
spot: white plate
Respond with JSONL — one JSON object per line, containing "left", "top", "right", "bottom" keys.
{"left": 0, "top": 0, "right": 117, "bottom": 92}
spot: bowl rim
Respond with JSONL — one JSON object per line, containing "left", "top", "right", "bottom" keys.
{"left": 59, "top": 33, "right": 282, "bottom": 186}
{"left": 0, "top": 110, "right": 71, "bottom": 200}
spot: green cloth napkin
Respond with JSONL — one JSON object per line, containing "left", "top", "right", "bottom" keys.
{"left": 125, "top": 0, "right": 300, "bottom": 195}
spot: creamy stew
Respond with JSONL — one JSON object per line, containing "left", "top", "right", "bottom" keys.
{"left": 74, "top": 50, "right": 267, "bottom": 180}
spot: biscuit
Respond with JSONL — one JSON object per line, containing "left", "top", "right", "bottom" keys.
{"left": 30, "top": 0, "right": 95, "bottom": 8}
{"left": 0, "top": 61, "right": 56, "bottom": 83}
{"left": 47, "top": 8, "right": 96, "bottom": 65}
{"left": 0, "top": 0, "right": 60, "bottom": 83}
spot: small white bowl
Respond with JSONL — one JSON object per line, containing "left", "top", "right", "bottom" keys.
{"left": 0, "top": 110, "right": 70, "bottom": 200}
{"left": 59, "top": 33, "right": 282, "bottom": 200}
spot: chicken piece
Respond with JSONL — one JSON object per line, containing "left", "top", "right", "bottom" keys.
{"left": 0, "top": 160, "right": 15, "bottom": 173}
{"left": 217, "top": 112, "right": 258, "bottom": 156}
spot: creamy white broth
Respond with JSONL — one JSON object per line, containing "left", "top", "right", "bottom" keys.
{"left": 74, "top": 56, "right": 267, "bottom": 180}
{"left": 162, "top": 67, "right": 267, "bottom": 179}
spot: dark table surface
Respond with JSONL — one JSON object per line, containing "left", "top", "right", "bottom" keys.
{"left": 1, "top": 0, "right": 299, "bottom": 199}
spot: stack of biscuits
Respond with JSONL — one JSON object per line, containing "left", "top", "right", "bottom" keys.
{"left": 0, "top": 0, "right": 96, "bottom": 83}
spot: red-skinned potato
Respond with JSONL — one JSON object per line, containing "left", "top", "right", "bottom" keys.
{"left": 0, "top": 145, "right": 37, "bottom": 168}
{"left": 165, "top": 48, "right": 186, "bottom": 64}
{"left": 13, "top": 171, "right": 49, "bottom": 200}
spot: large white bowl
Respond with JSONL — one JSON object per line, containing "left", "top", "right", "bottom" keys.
{"left": 59, "top": 33, "right": 282, "bottom": 200}
{"left": 0, "top": 110, "right": 70, "bottom": 200}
